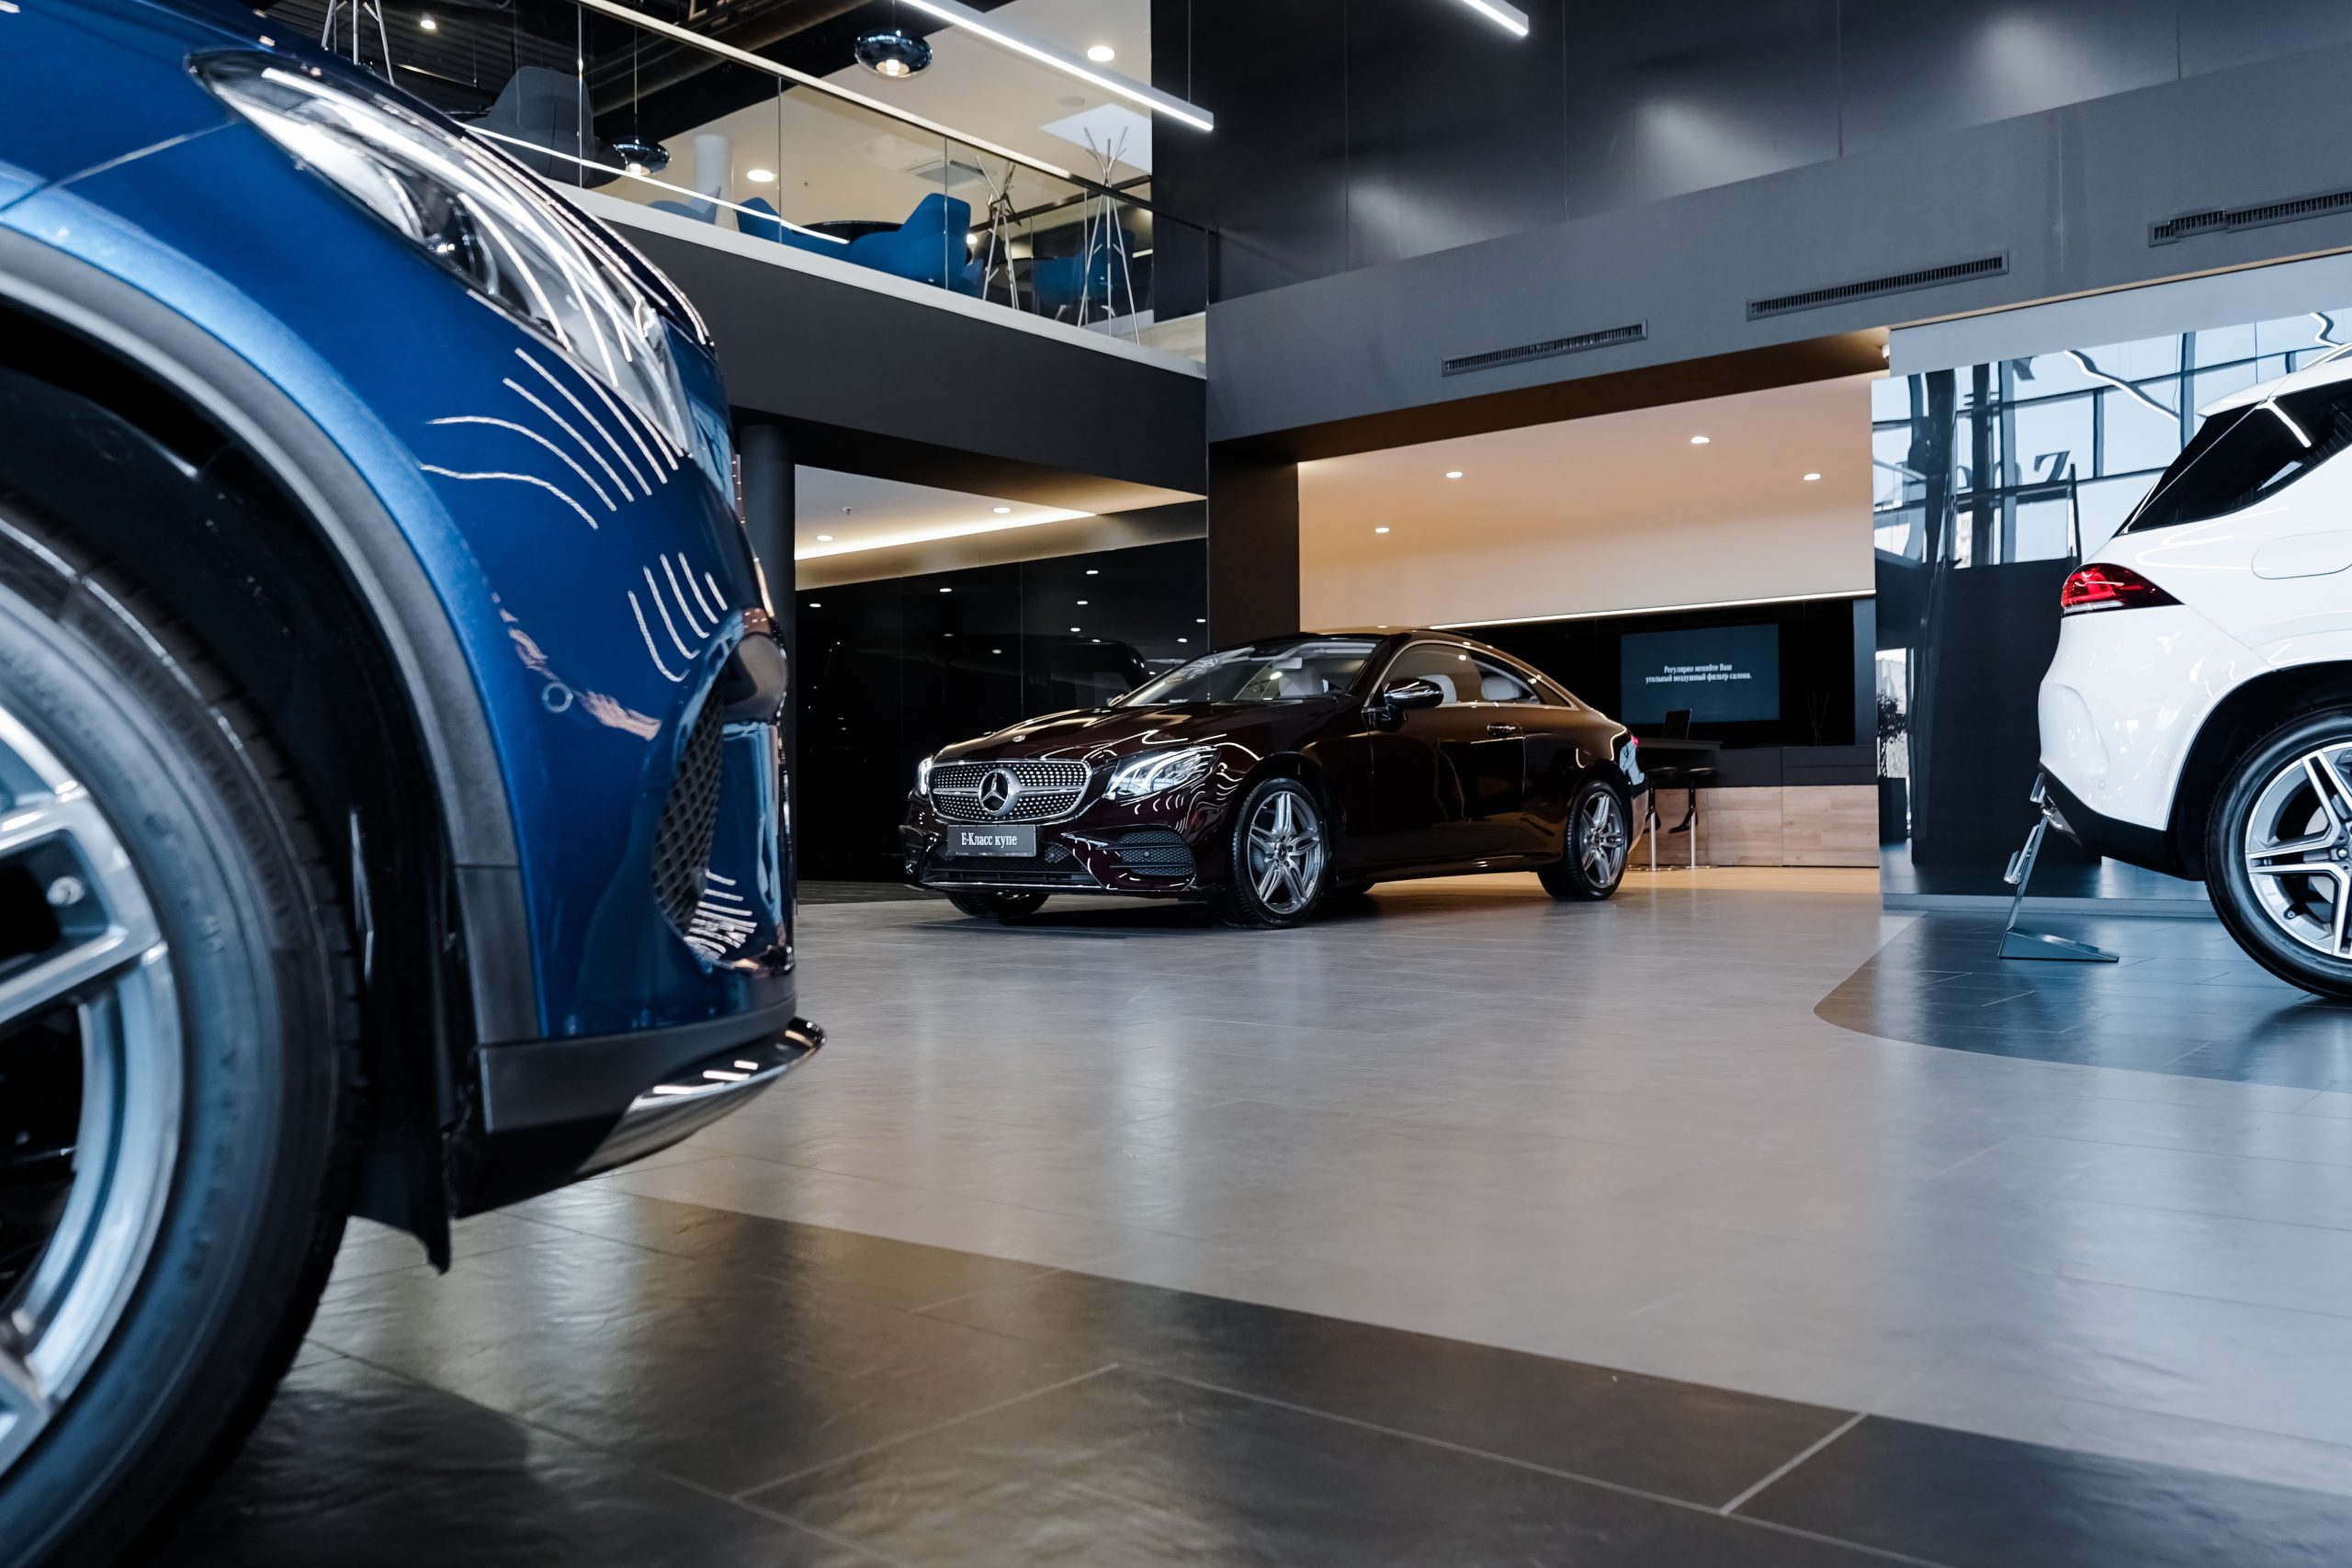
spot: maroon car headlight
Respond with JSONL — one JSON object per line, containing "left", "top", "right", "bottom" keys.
{"left": 1103, "top": 745, "right": 1215, "bottom": 801}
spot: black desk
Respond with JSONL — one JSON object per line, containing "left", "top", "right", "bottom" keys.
{"left": 1633, "top": 737, "right": 1723, "bottom": 773}
{"left": 1633, "top": 737, "right": 1720, "bottom": 869}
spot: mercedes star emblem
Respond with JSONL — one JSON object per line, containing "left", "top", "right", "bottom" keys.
{"left": 979, "top": 768, "right": 1022, "bottom": 817}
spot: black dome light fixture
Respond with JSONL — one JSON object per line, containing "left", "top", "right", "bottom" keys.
{"left": 611, "top": 134, "right": 671, "bottom": 175}
{"left": 853, "top": 27, "right": 931, "bottom": 78}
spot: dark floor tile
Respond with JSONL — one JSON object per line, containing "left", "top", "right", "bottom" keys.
{"left": 309, "top": 1228, "right": 1109, "bottom": 1495}
{"left": 327, "top": 1210, "right": 557, "bottom": 1286}
{"left": 922, "top": 1268, "right": 1851, "bottom": 1509}
{"left": 1741, "top": 1416, "right": 2352, "bottom": 1568}
{"left": 513, "top": 1186, "right": 1061, "bottom": 1309}
{"left": 750, "top": 1366, "right": 1883, "bottom": 1568}
{"left": 156, "top": 1356, "right": 876, "bottom": 1567}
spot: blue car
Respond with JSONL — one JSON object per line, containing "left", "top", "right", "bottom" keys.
{"left": 0, "top": 3, "right": 816, "bottom": 1558}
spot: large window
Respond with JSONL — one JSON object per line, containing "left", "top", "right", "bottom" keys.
{"left": 1871, "top": 310, "right": 2352, "bottom": 566}
{"left": 2125, "top": 379, "right": 2352, "bottom": 532}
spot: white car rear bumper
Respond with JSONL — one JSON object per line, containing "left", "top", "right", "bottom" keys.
{"left": 2038, "top": 603, "right": 2259, "bottom": 834}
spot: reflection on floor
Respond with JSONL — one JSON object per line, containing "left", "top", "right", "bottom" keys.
{"left": 1820, "top": 910, "right": 2352, "bottom": 1089}
{"left": 1880, "top": 842, "right": 2209, "bottom": 908}
{"left": 166, "top": 870, "right": 2352, "bottom": 1562}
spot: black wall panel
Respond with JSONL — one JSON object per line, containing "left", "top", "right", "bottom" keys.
{"left": 1342, "top": 0, "right": 1567, "bottom": 270}
{"left": 1559, "top": 0, "right": 1840, "bottom": 220}
{"left": 1837, "top": 0, "right": 2174, "bottom": 157}
{"left": 1154, "top": 0, "right": 1350, "bottom": 301}
{"left": 797, "top": 540, "right": 1208, "bottom": 880}
{"left": 2178, "top": 0, "right": 2352, "bottom": 75}
{"left": 1157, "top": 1, "right": 2352, "bottom": 304}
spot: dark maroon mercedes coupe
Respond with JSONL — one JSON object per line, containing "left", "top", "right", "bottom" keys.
{"left": 902, "top": 630, "right": 1643, "bottom": 928}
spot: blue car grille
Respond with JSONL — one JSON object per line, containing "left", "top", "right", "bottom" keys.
{"left": 651, "top": 701, "right": 725, "bottom": 931}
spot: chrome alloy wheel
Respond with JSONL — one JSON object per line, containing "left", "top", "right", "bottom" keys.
{"left": 1244, "top": 788, "right": 1326, "bottom": 917}
{"left": 1579, "top": 789, "right": 1629, "bottom": 885}
{"left": 2243, "top": 740, "right": 2352, "bottom": 959}
{"left": 0, "top": 700, "right": 179, "bottom": 1482}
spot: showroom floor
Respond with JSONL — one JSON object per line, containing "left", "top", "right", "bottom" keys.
{"left": 163, "top": 872, "right": 2352, "bottom": 1564}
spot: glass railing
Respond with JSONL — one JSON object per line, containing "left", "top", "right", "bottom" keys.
{"left": 342, "top": 0, "right": 1210, "bottom": 344}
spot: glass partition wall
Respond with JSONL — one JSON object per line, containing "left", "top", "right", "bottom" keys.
{"left": 277, "top": 0, "right": 1203, "bottom": 337}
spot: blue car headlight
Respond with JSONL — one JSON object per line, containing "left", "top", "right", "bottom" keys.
{"left": 193, "top": 52, "right": 706, "bottom": 469}
{"left": 1103, "top": 746, "right": 1214, "bottom": 801}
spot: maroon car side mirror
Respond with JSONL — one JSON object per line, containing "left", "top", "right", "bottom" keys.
{"left": 1369, "top": 677, "right": 1444, "bottom": 728}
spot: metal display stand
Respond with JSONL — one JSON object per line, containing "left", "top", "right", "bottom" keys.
{"left": 1998, "top": 773, "right": 2119, "bottom": 963}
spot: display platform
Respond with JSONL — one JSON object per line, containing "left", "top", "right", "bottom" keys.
{"left": 1819, "top": 913, "right": 2352, "bottom": 1090}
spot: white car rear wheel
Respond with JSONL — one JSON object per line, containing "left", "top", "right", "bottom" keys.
{"left": 2208, "top": 711, "right": 2352, "bottom": 1000}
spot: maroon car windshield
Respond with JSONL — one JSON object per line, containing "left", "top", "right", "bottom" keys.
{"left": 1118, "top": 639, "right": 1380, "bottom": 705}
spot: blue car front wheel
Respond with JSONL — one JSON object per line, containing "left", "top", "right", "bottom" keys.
{"left": 0, "top": 504, "right": 357, "bottom": 1565}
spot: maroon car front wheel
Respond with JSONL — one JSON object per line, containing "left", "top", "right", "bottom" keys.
{"left": 1210, "top": 777, "right": 1329, "bottom": 930}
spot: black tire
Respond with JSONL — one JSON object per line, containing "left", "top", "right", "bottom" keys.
{"left": 1540, "top": 778, "right": 1632, "bottom": 902}
{"left": 0, "top": 505, "right": 356, "bottom": 1567}
{"left": 2206, "top": 708, "right": 2352, "bottom": 1000}
{"left": 945, "top": 890, "right": 1047, "bottom": 922}
{"left": 1209, "top": 777, "right": 1329, "bottom": 929}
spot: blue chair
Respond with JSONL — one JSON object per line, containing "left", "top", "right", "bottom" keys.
{"left": 648, "top": 197, "right": 716, "bottom": 223}
{"left": 735, "top": 197, "right": 843, "bottom": 257}
{"left": 847, "top": 194, "right": 983, "bottom": 295}
{"left": 1033, "top": 226, "right": 1138, "bottom": 318}
{"left": 477, "top": 67, "right": 616, "bottom": 187}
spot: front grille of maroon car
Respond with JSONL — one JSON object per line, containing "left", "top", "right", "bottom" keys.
{"left": 650, "top": 700, "right": 725, "bottom": 931}
{"left": 929, "top": 759, "right": 1091, "bottom": 823}
{"left": 923, "top": 840, "right": 1099, "bottom": 887}
{"left": 1111, "top": 829, "right": 1195, "bottom": 877}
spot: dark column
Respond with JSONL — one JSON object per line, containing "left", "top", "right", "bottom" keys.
{"left": 736, "top": 415, "right": 795, "bottom": 771}
{"left": 1206, "top": 445, "right": 1300, "bottom": 646}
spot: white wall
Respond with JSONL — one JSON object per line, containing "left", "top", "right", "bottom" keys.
{"left": 1298, "top": 375, "right": 1875, "bottom": 628}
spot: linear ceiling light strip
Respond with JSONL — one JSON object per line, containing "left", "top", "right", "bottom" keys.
{"left": 571, "top": 0, "right": 1080, "bottom": 182}
{"left": 796, "top": 510, "right": 1091, "bottom": 560}
{"left": 894, "top": 0, "right": 1216, "bottom": 132}
{"left": 1434, "top": 589, "right": 1872, "bottom": 629}
{"left": 1453, "top": 0, "right": 1531, "bottom": 37}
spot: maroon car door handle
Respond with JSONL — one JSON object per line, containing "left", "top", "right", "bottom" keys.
{"left": 1485, "top": 722, "right": 1522, "bottom": 738}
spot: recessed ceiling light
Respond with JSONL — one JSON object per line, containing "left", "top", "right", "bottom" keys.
{"left": 1069, "top": 626, "right": 1081, "bottom": 632}
{"left": 1086, "top": 43, "right": 1115, "bottom": 62}
{"left": 1803, "top": 472, "right": 1821, "bottom": 481}
{"left": 1195, "top": 617, "right": 1206, "bottom": 624}
{"left": 1374, "top": 526, "right": 1391, "bottom": 535}
{"left": 1177, "top": 637, "right": 1188, "bottom": 644}
{"left": 808, "top": 602, "right": 822, "bottom": 608}
{"left": 939, "top": 586, "right": 953, "bottom": 593}
{"left": 815, "top": 533, "right": 834, "bottom": 542}
{"left": 746, "top": 167, "right": 775, "bottom": 184}
{"left": 993, "top": 505, "right": 1012, "bottom": 514}
{"left": 1086, "top": 569, "right": 1099, "bottom": 575}
{"left": 1690, "top": 434, "right": 1711, "bottom": 446}
{"left": 1076, "top": 599, "right": 1089, "bottom": 605}
{"left": 1445, "top": 470, "right": 1464, "bottom": 479}
{"left": 418, "top": 13, "right": 436, "bottom": 29}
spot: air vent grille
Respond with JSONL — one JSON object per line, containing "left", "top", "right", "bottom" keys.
{"left": 1747, "top": 255, "right": 2007, "bottom": 320}
{"left": 1442, "top": 321, "right": 1646, "bottom": 378}
{"left": 2152, "top": 187, "right": 2352, "bottom": 246}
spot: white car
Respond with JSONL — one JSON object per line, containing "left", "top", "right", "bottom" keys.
{"left": 2040, "top": 354, "right": 2352, "bottom": 998}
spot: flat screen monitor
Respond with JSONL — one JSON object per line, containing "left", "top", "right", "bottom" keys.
{"left": 1619, "top": 624, "right": 1781, "bottom": 725}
